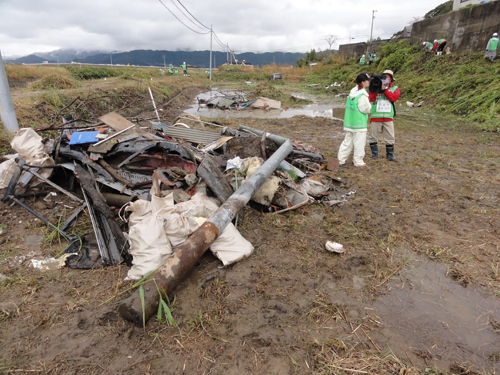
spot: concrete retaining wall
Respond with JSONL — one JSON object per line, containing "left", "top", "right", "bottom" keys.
{"left": 338, "top": 40, "right": 389, "bottom": 59}
{"left": 411, "top": 1, "right": 500, "bottom": 53}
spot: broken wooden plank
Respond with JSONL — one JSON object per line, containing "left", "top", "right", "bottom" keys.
{"left": 197, "top": 156, "right": 234, "bottom": 202}
{"left": 99, "top": 112, "right": 155, "bottom": 140}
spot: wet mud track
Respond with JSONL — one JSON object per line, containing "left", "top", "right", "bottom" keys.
{"left": 1, "top": 96, "right": 500, "bottom": 374}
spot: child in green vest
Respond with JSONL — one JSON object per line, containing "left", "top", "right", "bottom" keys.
{"left": 338, "top": 73, "right": 372, "bottom": 167}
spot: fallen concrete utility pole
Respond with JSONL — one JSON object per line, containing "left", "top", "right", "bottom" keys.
{"left": 239, "top": 125, "right": 323, "bottom": 161}
{"left": 119, "top": 132, "right": 293, "bottom": 326}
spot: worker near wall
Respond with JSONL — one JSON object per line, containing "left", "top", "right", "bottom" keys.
{"left": 367, "top": 69, "right": 400, "bottom": 162}
{"left": 485, "top": 32, "right": 499, "bottom": 62}
{"left": 169, "top": 63, "right": 174, "bottom": 74}
{"left": 359, "top": 55, "right": 366, "bottom": 66}
{"left": 433, "top": 39, "right": 447, "bottom": 55}
{"left": 338, "top": 73, "right": 372, "bottom": 167}
{"left": 181, "top": 62, "right": 187, "bottom": 76}
{"left": 422, "top": 41, "right": 434, "bottom": 52}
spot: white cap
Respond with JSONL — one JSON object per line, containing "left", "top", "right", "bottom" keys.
{"left": 362, "top": 54, "right": 365, "bottom": 57}
{"left": 183, "top": 62, "right": 185, "bottom": 64}
{"left": 494, "top": 32, "right": 498, "bottom": 37}
{"left": 434, "top": 39, "right": 438, "bottom": 43}
{"left": 423, "top": 42, "right": 426, "bottom": 45}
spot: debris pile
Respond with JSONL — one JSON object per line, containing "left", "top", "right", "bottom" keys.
{"left": 198, "top": 89, "right": 282, "bottom": 110}
{"left": 0, "top": 110, "right": 346, "bottom": 281}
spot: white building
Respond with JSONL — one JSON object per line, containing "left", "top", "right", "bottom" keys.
{"left": 453, "top": 0, "right": 493, "bottom": 10}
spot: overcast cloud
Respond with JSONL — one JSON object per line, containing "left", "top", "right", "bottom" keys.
{"left": 0, "top": 0, "right": 444, "bottom": 58}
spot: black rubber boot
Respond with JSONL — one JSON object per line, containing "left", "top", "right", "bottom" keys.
{"left": 369, "top": 143, "right": 378, "bottom": 159}
{"left": 386, "top": 145, "right": 397, "bottom": 162}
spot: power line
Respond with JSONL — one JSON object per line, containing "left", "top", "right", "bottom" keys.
{"left": 157, "top": 0, "right": 210, "bottom": 35}
{"left": 167, "top": 0, "right": 207, "bottom": 31}
{"left": 175, "top": 0, "right": 210, "bottom": 30}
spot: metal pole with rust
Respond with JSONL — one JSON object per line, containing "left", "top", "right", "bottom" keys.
{"left": 119, "top": 135, "right": 293, "bottom": 326}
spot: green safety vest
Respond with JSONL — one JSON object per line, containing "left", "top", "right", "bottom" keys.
{"left": 437, "top": 39, "right": 446, "bottom": 44}
{"left": 344, "top": 94, "right": 368, "bottom": 130}
{"left": 371, "top": 86, "right": 398, "bottom": 120}
{"left": 488, "top": 38, "right": 499, "bottom": 51}
{"left": 359, "top": 57, "right": 365, "bottom": 65}
{"left": 181, "top": 63, "right": 187, "bottom": 70}
{"left": 425, "top": 42, "right": 433, "bottom": 50}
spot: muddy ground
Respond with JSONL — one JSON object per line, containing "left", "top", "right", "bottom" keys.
{"left": 1, "top": 87, "right": 500, "bottom": 375}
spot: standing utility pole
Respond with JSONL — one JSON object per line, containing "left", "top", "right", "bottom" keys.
{"left": 163, "top": 55, "right": 166, "bottom": 68}
{"left": 370, "top": 10, "right": 377, "bottom": 43}
{"left": 227, "top": 44, "right": 229, "bottom": 64}
{"left": 209, "top": 25, "right": 213, "bottom": 81}
{"left": 110, "top": 54, "right": 113, "bottom": 67}
{"left": 0, "top": 50, "right": 19, "bottom": 132}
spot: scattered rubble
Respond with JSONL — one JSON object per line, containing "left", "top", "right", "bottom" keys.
{"left": 0, "top": 106, "right": 348, "bottom": 325}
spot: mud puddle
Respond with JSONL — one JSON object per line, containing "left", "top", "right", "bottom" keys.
{"left": 372, "top": 257, "right": 500, "bottom": 372}
{"left": 185, "top": 90, "right": 345, "bottom": 119}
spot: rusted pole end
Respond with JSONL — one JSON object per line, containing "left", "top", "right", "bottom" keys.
{"left": 119, "top": 222, "right": 220, "bottom": 326}
{"left": 118, "top": 282, "right": 159, "bottom": 327}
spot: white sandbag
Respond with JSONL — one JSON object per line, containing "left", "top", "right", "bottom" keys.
{"left": 0, "top": 159, "right": 18, "bottom": 189}
{"left": 172, "top": 192, "right": 219, "bottom": 218}
{"left": 27, "top": 155, "right": 55, "bottom": 187}
{"left": 126, "top": 200, "right": 152, "bottom": 228}
{"left": 165, "top": 212, "right": 200, "bottom": 250}
{"left": 125, "top": 212, "right": 173, "bottom": 281}
{"left": 151, "top": 191, "right": 174, "bottom": 213}
{"left": 10, "top": 128, "right": 46, "bottom": 160}
{"left": 210, "top": 223, "right": 254, "bottom": 266}
{"left": 124, "top": 192, "right": 175, "bottom": 280}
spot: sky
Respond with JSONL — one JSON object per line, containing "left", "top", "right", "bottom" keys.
{"left": 0, "top": 0, "right": 445, "bottom": 58}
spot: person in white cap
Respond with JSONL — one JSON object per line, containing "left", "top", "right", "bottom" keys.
{"left": 422, "top": 41, "right": 434, "bottom": 52}
{"left": 181, "top": 62, "right": 187, "bottom": 76}
{"left": 367, "top": 69, "right": 400, "bottom": 162}
{"left": 359, "top": 54, "right": 366, "bottom": 66}
{"left": 433, "top": 39, "right": 447, "bottom": 55}
{"left": 338, "top": 73, "right": 372, "bottom": 167}
{"left": 485, "top": 32, "right": 499, "bottom": 62}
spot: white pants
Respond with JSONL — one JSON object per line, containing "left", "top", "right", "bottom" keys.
{"left": 338, "top": 131, "right": 367, "bottom": 166}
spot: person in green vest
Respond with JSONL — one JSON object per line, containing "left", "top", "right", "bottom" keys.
{"left": 484, "top": 32, "right": 499, "bottom": 62}
{"left": 181, "top": 62, "right": 187, "bottom": 76}
{"left": 367, "top": 69, "right": 400, "bottom": 162}
{"left": 168, "top": 63, "right": 173, "bottom": 74}
{"left": 338, "top": 73, "right": 372, "bottom": 167}
{"left": 433, "top": 39, "right": 447, "bottom": 55}
{"left": 422, "top": 41, "right": 434, "bottom": 52}
{"left": 359, "top": 55, "right": 366, "bottom": 66}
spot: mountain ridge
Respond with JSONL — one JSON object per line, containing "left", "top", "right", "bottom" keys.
{"left": 7, "top": 49, "right": 305, "bottom": 67}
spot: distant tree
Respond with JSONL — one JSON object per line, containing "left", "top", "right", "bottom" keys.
{"left": 321, "top": 34, "right": 339, "bottom": 51}
{"left": 296, "top": 49, "right": 319, "bottom": 67}
{"left": 408, "top": 16, "right": 424, "bottom": 26}
{"left": 424, "top": 0, "right": 453, "bottom": 19}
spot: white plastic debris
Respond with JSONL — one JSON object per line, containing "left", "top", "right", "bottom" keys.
{"left": 225, "top": 156, "right": 244, "bottom": 171}
{"left": 30, "top": 254, "right": 75, "bottom": 271}
{"left": 43, "top": 192, "right": 57, "bottom": 202}
{"left": 325, "top": 241, "right": 344, "bottom": 254}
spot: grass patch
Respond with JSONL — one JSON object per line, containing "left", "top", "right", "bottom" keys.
{"left": 30, "top": 74, "right": 80, "bottom": 90}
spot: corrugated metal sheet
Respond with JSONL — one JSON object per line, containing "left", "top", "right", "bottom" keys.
{"left": 164, "top": 127, "right": 221, "bottom": 145}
